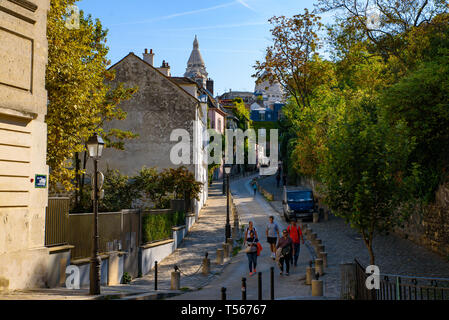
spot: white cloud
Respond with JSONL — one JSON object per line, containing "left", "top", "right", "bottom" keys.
{"left": 112, "top": 1, "right": 237, "bottom": 26}
{"left": 236, "top": 0, "right": 257, "bottom": 12}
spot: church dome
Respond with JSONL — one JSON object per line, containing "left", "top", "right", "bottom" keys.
{"left": 185, "top": 35, "right": 208, "bottom": 81}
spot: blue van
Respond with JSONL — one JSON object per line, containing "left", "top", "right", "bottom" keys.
{"left": 282, "top": 188, "right": 316, "bottom": 221}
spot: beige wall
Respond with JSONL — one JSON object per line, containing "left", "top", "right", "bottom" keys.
{"left": 98, "top": 54, "right": 198, "bottom": 177}
{"left": 0, "top": 0, "right": 50, "bottom": 290}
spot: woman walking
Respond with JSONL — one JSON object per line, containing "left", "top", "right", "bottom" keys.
{"left": 243, "top": 220, "right": 258, "bottom": 244}
{"left": 245, "top": 230, "right": 259, "bottom": 276}
{"left": 276, "top": 229, "right": 293, "bottom": 276}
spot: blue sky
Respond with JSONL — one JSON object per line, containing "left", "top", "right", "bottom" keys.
{"left": 77, "top": 0, "right": 330, "bottom": 96}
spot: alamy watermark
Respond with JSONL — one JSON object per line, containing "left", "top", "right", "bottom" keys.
{"left": 65, "top": 5, "right": 80, "bottom": 30}
{"left": 365, "top": 265, "right": 380, "bottom": 290}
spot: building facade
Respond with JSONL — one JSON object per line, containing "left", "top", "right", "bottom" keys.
{"left": 99, "top": 51, "right": 208, "bottom": 215}
{"left": 0, "top": 0, "right": 50, "bottom": 290}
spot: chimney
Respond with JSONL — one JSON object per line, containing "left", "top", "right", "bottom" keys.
{"left": 206, "top": 78, "right": 214, "bottom": 96}
{"left": 143, "top": 48, "right": 154, "bottom": 66}
{"left": 158, "top": 60, "right": 171, "bottom": 77}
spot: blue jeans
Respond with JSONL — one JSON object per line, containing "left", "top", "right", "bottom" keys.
{"left": 247, "top": 252, "right": 257, "bottom": 272}
{"left": 291, "top": 243, "right": 300, "bottom": 266}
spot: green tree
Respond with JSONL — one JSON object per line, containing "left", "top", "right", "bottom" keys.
{"left": 319, "top": 105, "right": 417, "bottom": 264}
{"left": 46, "top": 0, "right": 137, "bottom": 191}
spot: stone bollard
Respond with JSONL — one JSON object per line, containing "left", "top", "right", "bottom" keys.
{"left": 202, "top": 253, "right": 211, "bottom": 275}
{"left": 315, "top": 258, "right": 324, "bottom": 276}
{"left": 216, "top": 248, "right": 224, "bottom": 265}
{"left": 320, "top": 252, "right": 328, "bottom": 268}
{"left": 223, "top": 243, "right": 230, "bottom": 259}
{"left": 310, "top": 232, "right": 317, "bottom": 241}
{"left": 232, "top": 227, "right": 238, "bottom": 240}
{"left": 171, "top": 270, "right": 180, "bottom": 290}
{"left": 317, "top": 244, "right": 325, "bottom": 254}
{"left": 306, "top": 266, "right": 313, "bottom": 285}
{"left": 324, "top": 210, "right": 329, "bottom": 222}
{"left": 227, "top": 238, "right": 234, "bottom": 249}
{"left": 312, "top": 279, "right": 324, "bottom": 296}
{"left": 313, "top": 212, "right": 320, "bottom": 223}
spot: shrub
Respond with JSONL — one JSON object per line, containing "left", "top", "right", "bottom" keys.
{"left": 141, "top": 211, "right": 185, "bottom": 243}
{"left": 99, "top": 169, "right": 135, "bottom": 212}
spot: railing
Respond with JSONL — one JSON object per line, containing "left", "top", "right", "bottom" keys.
{"left": 45, "top": 197, "right": 70, "bottom": 247}
{"left": 355, "top": 258, "right": 449, "bottom": 300}
{"left": 69, "top": 209, "right": 140, "bottom": 260}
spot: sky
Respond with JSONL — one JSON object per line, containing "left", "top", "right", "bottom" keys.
{"left": 77, "top": 0, "right": 331, "bottom": 96}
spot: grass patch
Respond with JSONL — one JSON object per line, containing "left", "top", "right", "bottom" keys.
{"left": 232, "top": 246, "right": 242, "bottom": 256}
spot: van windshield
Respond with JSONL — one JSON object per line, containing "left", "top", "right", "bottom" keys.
{"left": 287, "top": 191, "right": 313, "bottom": 202}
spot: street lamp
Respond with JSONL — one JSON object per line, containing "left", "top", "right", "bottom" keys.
{"left": 86, "top": 132, "right": 104, "bottom": 295}
{"left": 224, "top": 163, "right": 232, "bottom": 241}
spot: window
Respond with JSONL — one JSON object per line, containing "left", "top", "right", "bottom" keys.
{"left": 211, "top": 119, "right": 215, "bottom": 129}
{"left": 218, "top": 119, "right": 222, "bottom": 131}
{"left": 260, "top": 112, "right": 265, "bottom": 121}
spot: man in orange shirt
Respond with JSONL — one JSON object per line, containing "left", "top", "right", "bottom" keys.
{"left": 287, "top": 219, "right": 304, "bottom": 267}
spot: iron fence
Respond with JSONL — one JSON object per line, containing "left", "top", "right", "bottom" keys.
{"left": 355, "top": 258, "right": 449, "bottom": 300}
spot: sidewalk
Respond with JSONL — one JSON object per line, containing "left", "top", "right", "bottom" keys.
{"left": 130, "top": 181, "right": 235, "bottom": 291}
{"left": 0, "top": 181, "right": 235, "bottom": 300}
{"left": 256, "top": 174, "right": 284, "bottom": 215}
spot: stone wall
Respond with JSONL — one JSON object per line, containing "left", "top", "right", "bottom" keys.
{"left": 396, "top": 184, "right": 449, "bottom": 258}
{"left": 96, "top": 53, "right": 198, "bottom": 177}
{"left": 0, "top": 0, "right": 50, "bottom": 291}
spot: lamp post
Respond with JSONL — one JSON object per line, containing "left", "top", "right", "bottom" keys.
{"left": 86, "top": 132, "right": 104, "bottom": 295}
{"left": 222, "top": 156, "right": 226, "bottom": 195}
{"left": 224, "top": 163, "right": 232, "bottom": 241}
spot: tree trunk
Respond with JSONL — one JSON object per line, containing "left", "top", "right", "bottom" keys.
{"left": 361, "top": 231, "right": 376, "bottom": 265}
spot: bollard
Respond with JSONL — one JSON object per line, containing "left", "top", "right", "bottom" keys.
{"left": 312, "top": 279, "right": 324, "bottom": 296}
{"left": 232, "top": 227, "right": 238, "bottom": 240}
{"left": 227, "top": 238, "right": 234, "bottom": 249}
{"left": 315, "top": 258, "right": 324, "bottom": 276}
{"left": 310, "top": 232, "right": 317, "bottom": 241}
{"left": 320, "top": 252, "right": 328, "bottom": 268}
{"left": 154, "top": 260, "right": 158, "bottom": 290}
{"left": 258, "top": 272, "right": 262, "bottom": 300}
{"left": 202, "top": 252, "right": 210, "bottom": 275}
{"left": 324, "top": 210, "right": 329, "bottom": 221}
{"left": 216, "top": 248, "right": 224, "bottom": 265}
{"left": 241, "top": 277, "right": 247, "bottom": 300}
{"left": 306, "top": 262, "right": 313, "bottom": 285}
{"left": 317, "top": 244, "right": 325, "bottom": 254}
{"left": 313, "top": 212, "right": 320, "bottom": 223}
{"left": 221, "top": 287, "right": 227, "bottom": 300}
{"left": 171, "top": 267, "right": 180, "bottom": 290}
{"left": 223, "top": 243, "right": 230, "bottom": 259}
{"left": 270, "top": 267, "right": 274, "bottom": 300}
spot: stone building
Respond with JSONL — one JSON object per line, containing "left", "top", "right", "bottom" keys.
{"left": 0, "top": 0, "right": 50, "bottom": 290}
{"left": 254, "top": 71, "right": 285, "bottom": 108}
{"left": 99, "top": 50, "right": 208, "bottom": 215}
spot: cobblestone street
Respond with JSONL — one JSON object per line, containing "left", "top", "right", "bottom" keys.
{"left": 258, "top": 175, "right": 449, "bottom": 297}
{"left": 131, "top": 181, "right": 235, "bottom": 291}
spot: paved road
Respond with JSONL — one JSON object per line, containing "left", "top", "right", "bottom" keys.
{"left": 169, "top": 175, "right": 318, "bottom": 300}
{"left": 258, "top": 175, "right": 449, "bottom": 297}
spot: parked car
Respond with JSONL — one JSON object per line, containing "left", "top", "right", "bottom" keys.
{"left": 282, "top": 187, "right": 316, "bottom": 221}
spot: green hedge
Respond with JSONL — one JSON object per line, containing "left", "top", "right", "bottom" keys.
{"left": 142, "top": 211, "right": 186, "bottom": 243}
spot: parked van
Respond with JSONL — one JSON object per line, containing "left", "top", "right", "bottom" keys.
{"left": 282, "top": 187, "right": 316, "bottom": 221}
